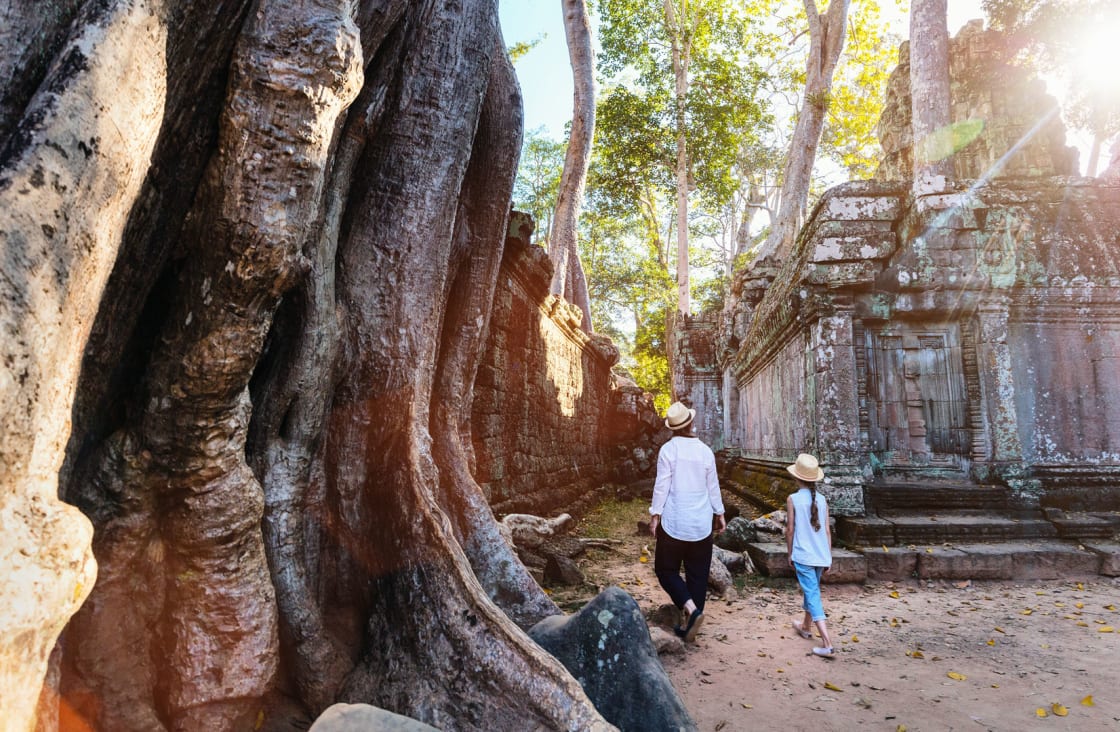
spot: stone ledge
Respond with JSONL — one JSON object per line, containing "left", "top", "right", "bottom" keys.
{"left": 745, "top": 542, "right": 867, "bottom": 583}
{"left": 1082, "top": 542, "right": 1120, "bottom": 576}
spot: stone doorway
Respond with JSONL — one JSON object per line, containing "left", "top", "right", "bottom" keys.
{"left": 863, "top": 325, "right": 971, "bottom": 470}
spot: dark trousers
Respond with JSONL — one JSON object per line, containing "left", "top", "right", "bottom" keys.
{"left": 654, "top": 524, "right": 713, "bottom": 614}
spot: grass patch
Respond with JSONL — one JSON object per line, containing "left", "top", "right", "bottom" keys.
{"left": 575, "top": 496, "right": 648, "bottom": 540}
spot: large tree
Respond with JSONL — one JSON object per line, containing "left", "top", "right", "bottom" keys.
{"left": 1, "top": 1, "right": 614, "bottom": 730}
{"left": 550, "top": 0, "right": 597, "bottom": 331}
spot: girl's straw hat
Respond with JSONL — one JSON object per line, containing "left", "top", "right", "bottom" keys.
{"left": 787, "top": 453, "right": 824, "bottom": 482}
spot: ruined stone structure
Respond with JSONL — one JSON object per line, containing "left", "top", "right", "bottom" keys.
{"left": 876, "top": 20, "right": 1078, "bottom": 182}
{"left": 715, "top": 24, "right": 1120, "bottom": 525}
{"left": 667, "top": 312, "right": 724, "bottom": 450}
{"left": 472, "top": 215, "right": 662, "bottom": 517}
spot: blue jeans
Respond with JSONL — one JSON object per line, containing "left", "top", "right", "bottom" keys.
{"left": 793, "top": 562, "right": 826, "bottom": 622}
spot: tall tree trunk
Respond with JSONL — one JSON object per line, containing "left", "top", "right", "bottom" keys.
{"left": 909, "top": 0, "right": 952, "bottom": 191}
{"left": 0, "top": 0, "right": 161, "bottom": 726}
{"left": 756, "top": 0, "right": 851, "bottom": 262}
{"left": 550, "top": 0, "right": 596, "bottom": 332}
{"left": 0, "top": 0, "right": 616, "bottom": 730}
{"left": 665, "top": 0, "right": 693, "bottom": 315}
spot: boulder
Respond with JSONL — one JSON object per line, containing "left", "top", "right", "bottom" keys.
{"left": 529, "top": 586, "right": 696, "bottom": 732}
{"left": 500, "top": 513, "right": 574, "bottom": 549}
{"left": 309, "top": 703, "right": 438, "bottom": 731}
{"left": 713, "top": 545, "right": 755, "bottom": 575}
{"left": 543, "top": 553, "right": 584, "bottom": 587}
{"left": 714, "top": 516, "right": 757, "bottom": 551}
{"left": 707, "top": 555, "right": 734, "bottom": 598}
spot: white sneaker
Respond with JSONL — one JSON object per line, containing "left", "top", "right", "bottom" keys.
{"left": 812, "top": 646, "right": 835, "bottom": 658}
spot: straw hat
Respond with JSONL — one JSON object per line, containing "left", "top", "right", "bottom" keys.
{"left": 787, "top": 453, "right": 824, "bottom": 482}
{"left": 664, "top": 402, "right": 696, "bottom": 430}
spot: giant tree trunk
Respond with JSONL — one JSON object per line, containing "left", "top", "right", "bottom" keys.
{"left": 664, "top": 0, "right": 693, "bottom": 315}
{"left": 909, "top": 0, "right": 952, "bottom": 191}
{"left": 0, "top": 0, "right": 614, "bottom": 730}
{"left": 756, "top": 0, "right": 850, "bottom": 262}
{"left": 549, "top": 0, "right": 597, "bottom": 332}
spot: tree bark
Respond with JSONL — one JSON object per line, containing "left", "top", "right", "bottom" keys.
{"left": 0, "top": 1, "right": 166, "bottom": 727}
{"left": 0, "top": 0, "right": 619, "bottom": 729}
{"left": 664, "top": 0, "right": 693, "bottom": 315}
{"left": 909, "top": 0, "right": 952, "bottom": 191}
{"left": 756, "top": 0, "right": 851, "bottom": 262}
{"left": 550, "top": 0, "right": 596, "bottom": 332}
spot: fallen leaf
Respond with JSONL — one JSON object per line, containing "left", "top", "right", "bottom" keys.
{"left": 986, "top": 639, "right": 995, "bottom": 646}
{"left": 1052, "top": 703, "right": 1068, "bottom": 717}
{"left": 1076, "top": 621, "right": 1089, "bottom": 627}
{"left": 897, "top": 725, "right": 907, "bottom": 732}
{"left": 926, "top": 548, "right": 934, "bottom": 554}
{"left": 639, "top": 556, "right": 649, "bottom": 563}
{"left": 1021, "top": 609, "right": 1033, "bottom": 615}
{"left": 991, "top": 684, "right": 999, "bottom": 688}
{"left": 1076, "top": 582, "right": 1084, "bottom": 590}
{"left": 906, "top": 650, "right": 925, "bottom": 659}
{"left": 947, "top": 672, "right": 966, "bottom": 681}
{"left": 882, "top": 545, "right": 889, "bottom": 552}
{"left": 741, "top": 703, "right": 753, "bottom": 709}
{"left": 823, "top": 681, "right": 843, "bottom": 692}
{"left": 1036, "top": 707, "right": 1048, "bottom": 718}
{"left": 994, "top": 626, "right": 1005, "bottom": 633}
{"left": 1076, "top": 602, "right": 1085, "bottom": 609}
{"left": 1106, "top": 604, "right": 1117, "bottom": 612}
{"left": 1081, "top": 695, "right": 1094, "bottom": 706}
{"left": 890, "top": 591, "right": 900, "bottom": 599}
{"left": 851, "top": 634, "right": 860, "bottom": 643}
{"left": 1098, "top": 626, "right": 1114, "bottom": 633}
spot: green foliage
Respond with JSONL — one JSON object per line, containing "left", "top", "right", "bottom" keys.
{"left": 512, "top": 129, "right": 566, "bottom": 245}
{"left": 508, "top": 36, "right": 545, "bottom": 66}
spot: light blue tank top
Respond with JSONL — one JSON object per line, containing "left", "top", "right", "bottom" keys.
{"left": 790, "top": 487, "right": 831, "bottom": 567}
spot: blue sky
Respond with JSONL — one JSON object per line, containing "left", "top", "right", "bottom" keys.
{"left": 499, "top": 1, "right": 991, "bottom": 141}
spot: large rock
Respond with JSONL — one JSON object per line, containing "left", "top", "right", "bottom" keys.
{"left": 707, "top": 555, "right": 734, "bottom": 598}
{"left": 714, "top": 516, "right": 757, "bottom": 551}
{"left": 529, "top": 586, "right": 696, "bottom": 732}
{"left": 309, "top": 703, "right": 439, "bottom": 731}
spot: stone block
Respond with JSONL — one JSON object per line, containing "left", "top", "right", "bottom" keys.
{"left": 811, "top": 233, "right": 896, "bottom": 263}
{"left": 821, "top": 194, "right": 902, "bottom": 221}
{"left": 1083, "top": 542, "right": 1120, "bottom": 576}
{"left": 916, "top": 546, "right": 978, "bottom": 579}
{"left": 1009, "top": 542, "right": 1101, "bottom": 579}
{"left": 862, "top": 546, "right": 918, "bottom": 581}
{"left": 824, "top": 548, "right": 867, "bottom": 584}
{"left": 745, "top": 542, "right": 792, "bottom": 578}
{"left": 744, "top": 543, "right": 865, "bottom": 583}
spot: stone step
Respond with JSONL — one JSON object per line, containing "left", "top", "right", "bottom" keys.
{"left": 746, "top": 540, "right": 1109, "bottom": 582}
{"left": 1048, "top": 512, "right": 1116, "bottom": 540}
{"left": 837, "top": 512, "right": 1058, "bottom": 546}
{"left": 865, "top": 482, "right": 1011, "bottom": 512}
{"left": 744, "top": 543, "right": 867, "bottom": 584}
{"left": 861, "top": 541, "right": 1102, "bottom": 581}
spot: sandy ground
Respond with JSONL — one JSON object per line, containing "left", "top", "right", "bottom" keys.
{"left": 558, "top": 499, "right": 1120, "bottom": 732}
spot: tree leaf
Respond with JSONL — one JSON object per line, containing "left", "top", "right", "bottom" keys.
{"left": 947, "top": 672, "right": 966, "bottom": 681}
{"left": 1036, "top": 707, "right": 1048, "bottom": 718}
{"left": 1098, "top": 626, "right": 1114, "bottom": 633}
{"left": 889, "top": 590, "right": 900, "bottom": 599}
{"left": 823, "top": 681, "right": 843, "bottom": 692}
{"left": 1051, "top": 703, "right": 1068, "bottom": 717}
{"left": 1081, "top": 695, "right": 1094, "bottom": 706}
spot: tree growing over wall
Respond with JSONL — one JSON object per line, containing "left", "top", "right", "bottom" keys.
{"left": 1, "top": 1, "right": 614, "bottom": 730}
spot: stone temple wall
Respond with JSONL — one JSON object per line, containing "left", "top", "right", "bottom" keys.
{"left": 471, "top": 215, "right": 660, "bottom": 517}
{"left": 668, "top": 312, "right": 724, "bottom": 450}
{"left": 725, "top": 177, "right": 1120, "bottom": 514}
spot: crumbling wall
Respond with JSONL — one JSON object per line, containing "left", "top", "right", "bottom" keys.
{"left": 471, "top": 216, "right": 658, "bottom": 517}
{"left": 877, "top": 20, "right": 1078, "bottom": 182}
{"left": 668, "top": 312, "right": 724, "bottom": 449}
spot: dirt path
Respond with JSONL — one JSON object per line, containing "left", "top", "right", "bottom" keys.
{"left": 558, "top": 499, "right": 1120, "bottom": 732}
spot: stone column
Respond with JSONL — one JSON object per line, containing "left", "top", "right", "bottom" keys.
{"left": 975, "top": 297, "right": 1036, "bottom": 504}
{"left": 811, "top": 304, "right": 864, "bottom": 515}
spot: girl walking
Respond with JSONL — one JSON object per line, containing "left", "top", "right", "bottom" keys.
{"left": 785, "top": 453, "right": 835, "bottom": 658}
